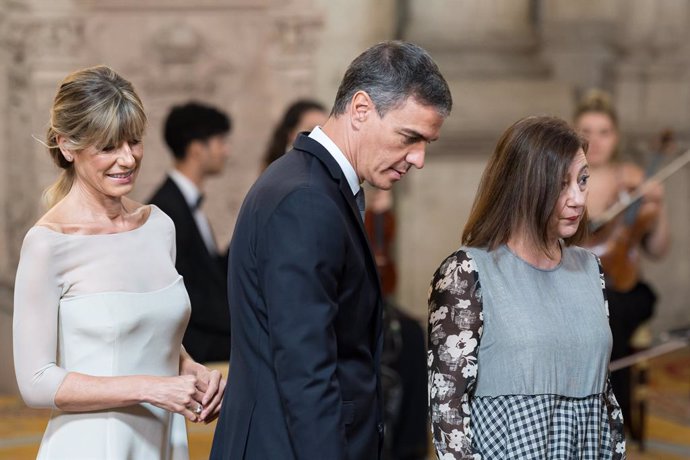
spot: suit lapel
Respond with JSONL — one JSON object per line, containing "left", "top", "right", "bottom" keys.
{"left": 165, "top": 178, "right": 224, "bottom": 276}
{"left": 292, "top": 134, "right": 382, "bottom": 296}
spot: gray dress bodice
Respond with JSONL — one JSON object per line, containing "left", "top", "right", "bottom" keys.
{"left": 466, "top": 245, "right": 612, "bottom": 398}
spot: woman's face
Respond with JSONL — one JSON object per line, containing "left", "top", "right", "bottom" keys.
{"left": 69, "top": 139, "right": 143, "bottom": 199}
{"left": 548, "top": 149, "right": 589, "bottom": 241}
{"left": 575, "top": 111, "right": 618, "bottom": 167}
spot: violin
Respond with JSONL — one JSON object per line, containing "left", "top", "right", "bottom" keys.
{"left": 585, "top": 131, "right": 685, "bottom": 292}
{"left": 364, "top": 189, "right": 397, "bottom": 297}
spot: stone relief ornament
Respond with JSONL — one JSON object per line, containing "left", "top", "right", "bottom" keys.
{"left": 271, "top": 11, "right": 322, "bottom": 57}
{"left": 267, "top": 9, "right": 323, "bottom": 99}
{"left": 3, "top": 16, "right": 85, "bottom": 64}
{"left": 135, "top": 21, "right": 239, "bottom": 97}
{"left": 150, "top": 22, "right": 203, "bottom": 65}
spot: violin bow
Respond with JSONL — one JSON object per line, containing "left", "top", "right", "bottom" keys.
{"left": 590, "top": 148, "right": 690, "bottom": 232}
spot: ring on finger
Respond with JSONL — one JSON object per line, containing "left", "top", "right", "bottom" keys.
{"left": 194, "top": 404, "right": 203, "bottom": 415}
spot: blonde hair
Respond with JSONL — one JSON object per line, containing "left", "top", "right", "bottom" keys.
{"left": 572, "top": 89, "right": 619, "bottom": 162}
{"left": 42, "top": 65, "right": 147, "bottom": 208}
{"left": 573, "top": 89, "right": 618, "bottom": 126}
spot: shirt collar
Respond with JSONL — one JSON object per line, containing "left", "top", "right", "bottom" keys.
{"left": 309, "top": 126, "right": 360, "bottom": 196}
{"left": 168, "top": 169, "right": 201, "bottom": 209}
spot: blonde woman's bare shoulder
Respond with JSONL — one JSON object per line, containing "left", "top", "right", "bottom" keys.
{"left": 33, "top": 200, "right": 72, "bottom": 233}
{"left": 123, "top": 197, "right": 152, "bottom": 225}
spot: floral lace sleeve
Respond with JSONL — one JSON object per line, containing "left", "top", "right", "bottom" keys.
{"left": 597, "top": 256, "right": 627, "bottom": 459}
{"left": 428, "top": 249, "right": 483, "bottom": 460}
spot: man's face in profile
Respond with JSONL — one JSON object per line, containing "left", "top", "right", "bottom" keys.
{"left": 357, "top": 97, "right": 444, "bottom": 190}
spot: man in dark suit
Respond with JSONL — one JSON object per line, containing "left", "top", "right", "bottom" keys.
{"left": 211, "top": 41, "right": 452, "bottom": 460}
{"left": 149, "top": 102, "right": 232, "bottom": 363}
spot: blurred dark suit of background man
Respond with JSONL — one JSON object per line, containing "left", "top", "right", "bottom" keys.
{"left": 149, "top": 101, "right": 232, "bottom": 363}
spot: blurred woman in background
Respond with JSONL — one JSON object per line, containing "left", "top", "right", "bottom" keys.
{"left": 574, "top": 90, "right": 670, "bottom": 435}
{"left": 262, "top": 99, "right": 326, "bottom": 170}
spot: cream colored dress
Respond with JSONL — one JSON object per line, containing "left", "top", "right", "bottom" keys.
{"left": 13, "top": 205, "right": 191, "bottom": 460}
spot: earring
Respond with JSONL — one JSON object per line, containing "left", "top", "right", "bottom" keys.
{"left": 64, "top": 155, "right": 73, "bottom": 162}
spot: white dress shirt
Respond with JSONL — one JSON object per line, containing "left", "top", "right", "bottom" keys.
{"left": 168, "top": 169, "right": 218, "bottom": 255}
{"left": 309, "top": 126, "right": 360, "bottom": 196}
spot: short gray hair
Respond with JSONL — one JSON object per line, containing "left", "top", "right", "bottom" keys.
{"left": 331, "top": 41, "right": 452, "bottom": 118}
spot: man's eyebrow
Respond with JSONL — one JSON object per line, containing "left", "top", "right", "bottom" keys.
{"left": 399, "top": 128, "right": 437, "bottom": 143}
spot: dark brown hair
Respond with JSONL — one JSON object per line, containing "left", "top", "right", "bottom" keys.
{"left": 263, "top": 99, "right": 325, "bottom": 168}
{"left": 462, "top": 116, "right": 588, "bottom": 253}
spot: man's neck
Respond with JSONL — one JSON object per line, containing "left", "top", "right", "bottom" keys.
{"left": 174, "top": 162, "right": 204, "bottom": 190}
{"left": 321, "top": 118, "right": 361, "bottom": 183}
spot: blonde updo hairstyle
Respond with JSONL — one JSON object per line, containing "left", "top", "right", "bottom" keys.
{"left": 43, "top": 65, "right": 147, "bottom": 208}
{"left": 573, "top": 89, "right": 619, "bottom": 159}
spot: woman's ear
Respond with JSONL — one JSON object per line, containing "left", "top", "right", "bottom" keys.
{"left": 56, "top": 135, "right": 74, "bottom": 162}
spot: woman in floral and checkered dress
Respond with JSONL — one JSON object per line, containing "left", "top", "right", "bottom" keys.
{"left": 428, "top": 116, "right": 626, "bottom": 459}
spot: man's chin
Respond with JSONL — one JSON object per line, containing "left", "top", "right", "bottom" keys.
{"left": 366, "top": 179, "right": 393, "bottom": 191}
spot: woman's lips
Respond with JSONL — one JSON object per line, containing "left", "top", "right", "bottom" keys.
{"left": 107, "top": 170, "right": 134, "bottom": 182}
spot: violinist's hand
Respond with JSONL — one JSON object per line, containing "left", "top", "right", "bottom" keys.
{"left": 640, "top": 179, "right": 664, "bottom": 205}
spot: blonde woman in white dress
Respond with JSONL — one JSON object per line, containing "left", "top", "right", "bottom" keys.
{"left": 13, "top": 65, "right": 225, "bottom": 460}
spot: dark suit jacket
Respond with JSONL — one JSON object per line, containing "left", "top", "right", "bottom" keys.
{"left": 149, "top": 176, "right": 230, "bottom": 362}
{"left": 211, "top": 134, "right": 384, "bottom": 460}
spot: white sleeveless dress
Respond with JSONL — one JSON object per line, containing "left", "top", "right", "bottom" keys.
{"left": 13, "top": 205, "right": 191, "bottom": 460}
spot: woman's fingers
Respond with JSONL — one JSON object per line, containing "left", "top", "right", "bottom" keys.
{"left": 195, "top": 375, "right": 208, "bottom": 392}
{"left": 182, "top": 409, "right": 198, "bottom": 422}
{"left": 201, "top": 378, "right": 226, "bottom": 423}
{"left": 201, "top": 370, "right": 221, "bottom": 406}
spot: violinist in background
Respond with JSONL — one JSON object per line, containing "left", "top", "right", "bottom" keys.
{"left": 574, "top": 90, "right": 671, "bottom": 437}
{"left": 364, "top": 188, "right": 428, "bottom": 460}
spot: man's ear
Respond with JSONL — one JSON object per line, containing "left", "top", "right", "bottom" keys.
{"left": 349, "top": 91, "right": 375, "bottom": 128}
{"left": 186, "top": 139, "right": 205, "bottom": 160}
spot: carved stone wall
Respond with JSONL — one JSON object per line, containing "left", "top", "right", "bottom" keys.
{"left": 0, "top": 0, "right": 13, "bottom": 394}
{"left": 0, "top": 0, "right": 323, "bottom": 393}
{"left": 0, "top": 0, "right": 91, "bottom": 393}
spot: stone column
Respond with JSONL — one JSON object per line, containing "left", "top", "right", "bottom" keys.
{"left": 395, "top": 0, "right": 575, "bottom": 320}
{"left": 0, "top": 0, "right": 14, "bottom": 393}
{"left": 404, "top": 0, "right": 568, "bottom": 147}
{"left": 540, "top": 0, "right": 619, "bottom": 92}
{"left": 0, "top": 0, "right": 88, "bottom": 393}
{"left": 312, "top": 0, "right": 397, "bottom": 105}
{"left": 612, "top": 0, "right": 690, "bottom": 336}
{"left": 613, "top": 0, "right": 690, "bottom": 135}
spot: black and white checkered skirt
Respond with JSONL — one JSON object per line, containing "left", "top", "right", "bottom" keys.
{"left": 470, "top": 393, "right": 615, "bottom": 459}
